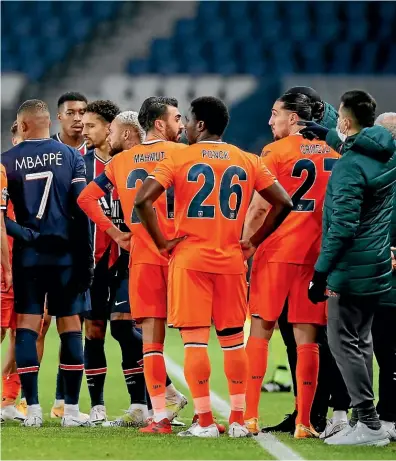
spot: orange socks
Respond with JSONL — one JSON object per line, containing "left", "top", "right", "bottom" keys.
{"left": 2, "top": 373, "right": 21, "bottom": 405}
{"left": 143, "top": 343, "right": 167, "bottom": 422}
{"left": 296, "top": 343, "right": 319, "bottom": 427}
{"left": 244, "top": 336, "right": 269, "bottom": 420}
{"left": 181, "top": 328, "right": 213, "bottom": 427}
{"left": 218, "top": 331, "right": 247, "bottom": 425}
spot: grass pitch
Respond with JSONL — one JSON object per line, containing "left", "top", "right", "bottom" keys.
{"left": 1, "top": 325, "right": 395, "bottom": 460}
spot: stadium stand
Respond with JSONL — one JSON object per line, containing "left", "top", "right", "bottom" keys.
{"left": 1, "top": 1, "right": 396, "bottom": 151}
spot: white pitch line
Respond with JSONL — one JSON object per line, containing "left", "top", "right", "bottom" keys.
{"left": 165, "top": 355, "right": 304, "bottom": 461}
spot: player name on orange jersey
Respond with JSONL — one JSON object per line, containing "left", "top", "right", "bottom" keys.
{"left": 300, "top": 144, "right": 331, "bottom": 155}
{"left": 134, "top": 152, "right": 165, "bottom": 163}
{"left": 202, "top": 149, "right": 230, "bottom": 160}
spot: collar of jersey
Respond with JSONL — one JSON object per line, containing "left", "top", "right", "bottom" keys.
{"left": 142, "top": 140, "right": 164, "bottom": 145}
{"left": 24, "top": 138, "right": 49, "bottom": 142}
{"left": 56, "top": 133, "right": 86, "bottom": 150}
{"left": 197, "top": 140, "right": 226, "bottom": 144}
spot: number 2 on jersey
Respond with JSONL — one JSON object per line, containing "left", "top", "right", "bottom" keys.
{"left": 187, "top": 164, "right": 247, "bottom": 219}
{"left": 25, "top": 171, "right": 54, "bottom": 219}
{"left": 291, "top": 158, "right": 337, "bottom": 212}
{"left": 127, "top": 168, "right": 174, "bottom": 223}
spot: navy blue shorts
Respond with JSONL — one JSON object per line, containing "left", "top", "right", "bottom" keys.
{"left": 13, "top": 265, "right": 91, "bottom": 318}
{"left": 85, "top": 251, "right": 130, "bottom": 321}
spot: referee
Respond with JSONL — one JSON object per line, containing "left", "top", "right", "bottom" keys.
{"left": 308, "top": 91, "right": 396, "bottom": 447}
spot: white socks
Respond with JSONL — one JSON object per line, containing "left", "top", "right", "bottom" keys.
{"left": 333, "top": 410, "right": 348, "bottom": 423}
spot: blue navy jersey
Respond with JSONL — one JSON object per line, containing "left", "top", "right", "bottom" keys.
{"left": 83, "top": 150, "right": 128, "bottom": 265}
{"left": 51, "top": 133, "right": 89, "bottom": 156}
{"left": 1, "top": 138, "right": 92, "bottom": 266}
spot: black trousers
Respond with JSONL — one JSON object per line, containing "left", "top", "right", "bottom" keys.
{"left": 278, "top": 301, "right": 350, "bottom": 418}
{"left": 372, "top": 307, "right": 396, "bottom": 422}
{"left": 327, "top": 294, "right": 376, "bottom": 407}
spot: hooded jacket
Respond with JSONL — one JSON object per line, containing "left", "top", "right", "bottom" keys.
{"left": 315, "top": 126, "right": 396, "bottom": 296}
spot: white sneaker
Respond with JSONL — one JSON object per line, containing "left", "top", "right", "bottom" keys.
{"left": 102, "top": 405, "right": 148, "bottom": 427}
{"left": 324, "top": 423, "right": 355, "bottom": 444}
{"left": 62, "top": 414, "right": 93, "bottom": 427}
{"left": 228, "top": 422, "right": 251, "bottom": 438}
{"left": 326, "top": 421, "right": 390, "bottom": 446}
{"left": 89, "top": 405, "right": 107, "bottom": 425}
{"left": 0, "top": 405, "right": 26, "bottom": 423}
{"left": 22, "top": 405, "right": 43, "bottom": 427}
{"left": 177, "top": 422, "right": 219, "bottom": 438}
{"left": 166, "top": 394, "right": 188, "bottom": 421}
{"left": 381, "top": 421, "right": 396, "bottom": 442}
{"left": 320, "top": 418, "right": 349, "bottom": 439}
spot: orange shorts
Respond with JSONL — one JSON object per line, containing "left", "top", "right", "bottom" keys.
{"left": 129, "top": 263, "right": 168, "bottom": 321}
{"left": 249, "top": 256, "right": 326, "bottom": 326}
{"left": 1, "top": 286, "right": 16, "bottom": 329}
{"left": 168, "top": 262, "right": 248, "bottom": 331}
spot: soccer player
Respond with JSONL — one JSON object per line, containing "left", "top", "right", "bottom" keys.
{"left": 1, "top": 99, "right": 93, "bottom": 427}
{"left": 52, "top": 92, "right": 89, "bottom": 154}
{"left": 243, "top": 92, "right": 340, "bottom": 438}
{"left": 78, "top": 108, "right": 156, "bottom": 427}
{"left": 134, "top": 96, "right": 292, "bottom": 437}
{"left": 78, "top": 97, "right": 188, "bottom": 433}
{"left": 50, "top": 91, "right": 89, "bottom": 418}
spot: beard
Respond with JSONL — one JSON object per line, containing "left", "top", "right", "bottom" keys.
{"left": 109, "top": 142, "right": 123, "bottom": 157}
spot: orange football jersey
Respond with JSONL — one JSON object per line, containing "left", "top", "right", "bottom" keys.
{"left": 258, "top": 134, "right": 340, "bottom": 264}
{"left": 105, "top": 140, "right": 186, "bottom": 266}
{"left": 1, "top": 164, "right": 7, "bottom": 211}
{"left": 151, "top": 141, "right": 276, "bottom": 274}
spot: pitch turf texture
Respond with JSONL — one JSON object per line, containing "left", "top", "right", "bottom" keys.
{"left": 2, "top": 325, "right": 395, "bottom": 460}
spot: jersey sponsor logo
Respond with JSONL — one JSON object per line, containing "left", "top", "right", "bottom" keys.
{"left": 201, "top": 149, "right": 230, "bottom": 160}
{"left": 15, "top": 152, "right": 63, "bottom": 170}
{"left": 133, "top": 152, "right": 165, "bottom": 164}
{"left": 300, "top": 144, "right": 331, "bottom": 155}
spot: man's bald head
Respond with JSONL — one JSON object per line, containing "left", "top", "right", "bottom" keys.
{"left": 17, "top": 99, "right": 51, "bottom": 140}
{"left": 375, "top": 112, "right": 396, "bottom": 140}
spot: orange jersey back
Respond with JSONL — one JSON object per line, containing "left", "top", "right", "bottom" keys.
{"left": 105, "top": 140, "right": 186, "bottom": 266}
{"left": 259, "top": 134, "right": 340, "bottom": 264}
{"left": 151, "top": 141, "right": 276, "bottom": 274}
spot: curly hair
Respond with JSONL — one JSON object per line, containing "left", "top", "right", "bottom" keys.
{"left": 190, "top": 96, "right": 229, "bottom": 136}
{"left": 85, "top": 100, "right": 120, "bottom": 123}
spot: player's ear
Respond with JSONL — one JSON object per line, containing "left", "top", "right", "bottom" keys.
{"left": 154, "top": 119, "right": 165, "bottom": 133}
{"left": 57, "top": 112, "right": 61, "bottom": 122}
{"left": 124, "top": 129, "right": 130, "bottom": 141}
{"left": 197, "top": 120, "right": 205, "bottom": 132}
{"left": 289, "top": 113, "right": 298, "bottom": 125}
{"left": 20, "top": 121, "right": 28, "bottom": 133}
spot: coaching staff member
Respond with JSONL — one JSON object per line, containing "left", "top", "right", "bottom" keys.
{"left": 308, "top": 90, "right": 396, "bottom": 447}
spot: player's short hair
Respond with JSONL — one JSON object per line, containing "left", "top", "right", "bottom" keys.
{"left": 17, "top": 99, "right": 49, "bottom": 115}
{"left": 340, "top": 90, "right": 376, "bottom": 128}
{"left": 190, "top": 96, "right": 229, "bottom": 136}
{"left": 10, "top": 120, "right": 18, "bottom": 135}
{"left": 375, "top": 112, "right": 396, "bottom": 140}
{"left": 85, "top": 100, "right": 120, "bottom": 124}
{"left": 57, "top": 91, "right": 87, "bottom": 108}
{"left": 278, "top": 92, "right": 321, "bottom": 121}
{"left": 138, "top": 97, "right": 178, "bottom": 132}
{"left": 115, "top": 111, "right": 145, "bottom": 142}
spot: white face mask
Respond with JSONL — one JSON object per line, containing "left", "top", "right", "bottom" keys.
{"left": 336, "top": 126, "right": 347, "bottom": 142}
